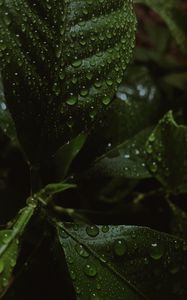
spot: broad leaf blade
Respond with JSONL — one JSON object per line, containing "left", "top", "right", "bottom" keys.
{"left": 145, "top": 111, "right": 187, "bottom": 190}
{"left": 0, "top": 0, "right": 136, "bottom": 162}
{"left": 57, "top": 223, "right": 187, "bottom": 300}
{"left": 91, "top": 128, "right": 152, "bottom": 179}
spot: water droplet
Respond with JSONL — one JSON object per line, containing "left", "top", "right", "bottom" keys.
{"left": 10, "top": 258, "right": 16, "bottom": 268}
{"left": 114, "top": 239, "right": 127, "bottom": 256}
{"left": 60, "top": 229, "right": 69, "bottom": 239}
{"left": 149, "top": 134, "right": 156, "bottom": 142}
{"left": 2, "top": 277, "right": 8, "bottom": 287}
{"left": 75, "top": 244, "right": 89, "bottom": 258}
{"left": 76, "top": 286, "right": 81, "bottom": 295}
{"left": 86, "top": 225, "right": 99, "bottom": 237}
{"left": 70, "top": 270, "right": 76, "bottom": 280}
{"left": 144, "top": 257, "right": 149, "bottom": 265}
{"left": 26, "top": 196, "right": 37, "bottom": 207}
{"left": 90, "top": 293, "right": 101, "bottom": 300}
{"left": 101, "top": 225, "right": 109, "bottom": 233}
{"left": 146, "top": 144, "right": 153, "bottom": 154}
{"left": 84, "top": 264, "right": 97, "bottom": 277}
{"left": 149, "top": 243, "right": 164, "bottom": 260}
{"left": 66, "top": 96, "right": 77, "bottom": 106}
{"left": 72, "top": 60, "right": 82, "bottom": 68}
{"left": 102, "top": 96, "right": 111, "bottom": 106}
{"left": 149, "top": 162, "right": 158, "bottom": 173}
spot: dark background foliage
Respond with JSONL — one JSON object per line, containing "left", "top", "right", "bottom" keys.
{"left": 0, "top": 1, "right": 187, "bottom": 299}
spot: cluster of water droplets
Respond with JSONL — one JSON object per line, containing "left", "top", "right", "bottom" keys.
{"left": 59, "top": 223, "right": 187, "bottom": 299}
{"left": 0, "top": 0, "right": 136, "bottom": 158}
{"left": 61, "top": 0, "right": 136, "bottom": 115}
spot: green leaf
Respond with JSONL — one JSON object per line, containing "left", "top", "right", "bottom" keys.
{"left": 145, "top": 111, "right": 187, "bottom": 190}
{"left": 0, "top": 0, "right": 136, "bottom": 163}
{"left": 53, "top": 133, "right": 87, "bottom": 180}
{"left": 91, "top": 128, "right": 152, "bottom": 179}
{"left": 56, "top": 223, "right": 187, "bottom": 300}
{"left": 35, "top": 181, "right": 77, "bottom": 206}
{"left": 76, "top": 65, "right": 161, "bottom": 166}
{"left": 0, "top": 204, "right": 35, "bottom": 297}
{"left": 134, "top": 0, "right": 187, "bottom": 54}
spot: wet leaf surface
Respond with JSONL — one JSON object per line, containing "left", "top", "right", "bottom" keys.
{"left": 57, "top": 222, "right": 187, "bottom": 300}
{"left": 0, "top": 0, "right": 136, "bottom": 163}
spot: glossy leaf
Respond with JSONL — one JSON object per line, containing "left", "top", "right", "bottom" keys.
{"left": 35, "top": 181, "right": 77, "bottom": 206}
{"left": 74, "top": 65, "right": 161, "bottom": 168}
{"left": 91, "top": 128, "right": 152, "bottom": 179}
{"left": 145, "top": 111, "right": 187, "bottom": 190}
{"left": 53, "top": 133, "right": 87, "bottom": 180}
{"left": 92, "top": 111, "right": 187, "bottom": 190}
{"left": 0, "top": 0, "right": 136, "bottom": 163}
{"left": 57, "top": 222, "right": 187, "bottom": 300}
{"left": 0, "top": 204, "right": 35, "bottom": 297}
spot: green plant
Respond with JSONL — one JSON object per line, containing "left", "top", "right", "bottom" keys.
{"left": 0, "top": 1, "right": 187, "bottom": 299}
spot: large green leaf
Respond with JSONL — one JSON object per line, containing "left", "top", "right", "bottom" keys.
{"left": 0, "top": 0, "right": 136, "bottom": 163}
{"left": 91, "top": 128, "right": 152, "bottom": 179}
{"left": 145, "top": 111, "right": 187, "bottom": 190}
{"left": 134, "top": 0, "right": 187, "bottom": 54}
{"left": 91, "top": 111, "right": 187, "bottom": 190}
{"left": 0, "top": 204, "right": 35, "bottom": 297}
{"left": 57, "top": 222, "right": 187, "bottom": 300}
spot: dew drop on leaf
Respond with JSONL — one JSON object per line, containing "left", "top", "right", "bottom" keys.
{"left": 86, "top": 225, "right": 99, "bottom": 237}
{"left": 75, "top": 244, "right": 90, "bottom": 258}
{"left": 149, "top": 243, "right": 164, "bottom": 260}
{"left": 70, "top": 269, "right": 76, "bottom": 280}
{"left": 84, "top": 264, "right": 97, "bottom": 277}
{"left": 149, "top": 162, "right": 158, "bottom": 173}
{"left": 101, "top": 225, "right": 109, "bottom": 233}
{"left": 90, "top": 293, "right": 101, "bottom": 300}
{"left": 66, "top": 96, "right": 77, "bottom": 106}
{"left": 76, "top": 286, "right": 81, "bottom": 295}
{"left": 114, "top": 239, "right": 127, "bottom": 257}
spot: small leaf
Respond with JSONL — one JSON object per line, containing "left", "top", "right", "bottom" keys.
{"left": 56, "top": 223, "right": 187, "bottom": 300}
{"left": 91, "top": 128, "right": 152, "bottom": 179}
{"left": 35, "top": 182, "right": 77, "bottom": 205}
{"left": 53, "top": 133, "right": 87, "bottom": 180}
{"left": 145, "top": 111, "right": 187, "bottom": 190}
{"left": 0, "top": 205, "right": 35, "bottom": 297}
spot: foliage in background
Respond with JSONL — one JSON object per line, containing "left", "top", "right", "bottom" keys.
{"left": 0, "top": 0, "right": 187, "bottom": 299}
